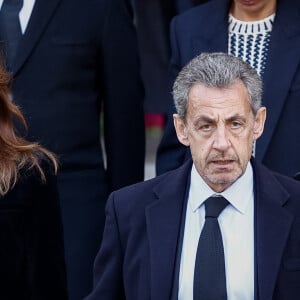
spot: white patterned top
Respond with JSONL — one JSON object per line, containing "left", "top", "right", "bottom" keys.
{"left": 228, "top": 13, "right": 275, "bottom": 76}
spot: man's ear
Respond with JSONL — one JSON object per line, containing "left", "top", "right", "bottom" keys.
{"left": 173, "top": 114, "right": 190, "bottom": 146}
{"left": 253, "top": 107, "right": 267, "bottom": 141}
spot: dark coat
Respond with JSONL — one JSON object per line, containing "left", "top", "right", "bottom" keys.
{"left": 0, "top": 163, "right": 67, "bottom": 300}
{"left": 134, "top": 0, "right": 209, "bottom": 113}
{"left": 85, "top": 158, "right": 300, "bottom": 300}
{"left": 0, "top": 0, "right": 145, "bottom": 298}
{"left": 156, "top": 0, "right": 300, "bottom": 178}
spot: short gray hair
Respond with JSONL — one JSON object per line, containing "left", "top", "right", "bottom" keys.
{"left": 173, "top": 52, "right": 262, "bottom": 119}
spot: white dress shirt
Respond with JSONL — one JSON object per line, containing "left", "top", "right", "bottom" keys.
{"left": 0, "top": 0, "right": 35, "bottom": 33}
{"left": 178, "top": 163, "right": 254, "bottom": 300}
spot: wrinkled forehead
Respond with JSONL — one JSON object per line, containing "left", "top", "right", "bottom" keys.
{"left": 187, "top": 82, "right": 252, "bottom": 116}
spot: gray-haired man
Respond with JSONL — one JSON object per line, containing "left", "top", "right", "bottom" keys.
{"left": 86, "top": 53, "right": 300, "bottom": 300}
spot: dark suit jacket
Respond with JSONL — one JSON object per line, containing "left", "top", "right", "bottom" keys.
{"left": 0, "top": 0, "right": 145, "bottom": 298}
{"left": 0, "top": 162, "right": 67, "bottom": 300}
{"left": 156, "top": 0, "right": 300, "bottom": 178}
{"left": 133, "top": 0, "right": 208, "bottom": 113}
{"left": 85, "top": 158, "right": 300, "bottom": 300}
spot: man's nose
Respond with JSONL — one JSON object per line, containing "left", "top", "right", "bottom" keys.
{"left": 212, "top": 126, "right": 231, "bottom": 151}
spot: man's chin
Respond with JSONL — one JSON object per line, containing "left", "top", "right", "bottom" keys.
{"left": 210, "top": 167, "right": 235, "bottom": 176}
{"left": 203, "top": 175, "right": 235, "bottom": 192}
{"left": 206, "top": 172, "right": 240, "bottom": 186}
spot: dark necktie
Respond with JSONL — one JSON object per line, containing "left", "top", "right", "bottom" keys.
{"left": 194, "top": 196, "right": 229, "bottom": 300}
{"left": 0, "top": 0, "right": 23, "bottom": 67}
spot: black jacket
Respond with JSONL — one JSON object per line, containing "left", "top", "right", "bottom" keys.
{"left": 0, "top": 162, "right": 67, "bottom": 300}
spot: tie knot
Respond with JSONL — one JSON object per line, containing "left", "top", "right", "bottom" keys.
{"left": 205, "top": 196, "right": 229, "bottom": 218}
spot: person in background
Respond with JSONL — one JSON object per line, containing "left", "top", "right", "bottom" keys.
{"left": 0, "top": 0, "right": 145, "bottom": 299}
{"left": 85, "top": 52, "right": 300, "bottom": 300}
{"left": 132, "top": 0, "right": 209, "bottom": 120}
{"left": 0, "top": 63, "right": 67, "bottom": 299}
{"left": 156, "top": 0, "right": 300, "bottom": 179}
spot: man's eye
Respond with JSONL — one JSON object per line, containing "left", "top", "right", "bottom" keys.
{"left": 231, "top": 121, "right": 242, "bottom": 128}
{"left": 200, "top": 124, "right": 212, "bottom": 131}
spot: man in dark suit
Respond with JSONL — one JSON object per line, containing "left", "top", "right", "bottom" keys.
{"left": 0, "top": 0, "right": 145, "bottom": 299}
{"left": 156, "top": 0, "right": 300, "bottom": 179}
{"left": 85, "top": 53, "right": 300, "bottom": 300}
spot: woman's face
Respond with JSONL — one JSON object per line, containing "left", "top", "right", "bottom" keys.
{"left": 231, "top": 0, "right": 277, "bottom": 20}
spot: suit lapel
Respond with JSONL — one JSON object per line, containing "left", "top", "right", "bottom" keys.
{"left": 253, "top": 161, "right": 293, "bottom": 300}
{"left": 12, "top": 0, "right": 62, "bottom": 75}
{"left": 255, "top": 0, "right": 300, "bottom": 160}
{"left": 191, "top": 26, "right": 227, "bottom": 57}
{"left": 146, "top": 161, "right": 192, "bottom": 300}
{"left": 191, "top": 0, "right": 229, "bottom": 57}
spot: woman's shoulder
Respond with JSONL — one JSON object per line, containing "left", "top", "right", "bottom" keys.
{"left": 1, "top": 156, "right": 58, "bottom": 205}
{"left": 20, "top": 153, "right": 57, "bottom": 182}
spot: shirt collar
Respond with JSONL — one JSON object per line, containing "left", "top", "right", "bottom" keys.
{"left": 189, "top": 162, "right": 254, "bottom": 214}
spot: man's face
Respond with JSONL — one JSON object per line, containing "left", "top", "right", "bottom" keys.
{"left": 174, "top": 81, "right": 266, "bottom": 192}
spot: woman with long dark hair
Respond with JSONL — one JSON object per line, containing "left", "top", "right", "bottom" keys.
{"left": 0, "top": 64, "right": 68, "bottom": 299}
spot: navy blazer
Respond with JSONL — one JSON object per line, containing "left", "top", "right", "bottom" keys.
{"left": 156, "top": 0, "right": 300, "bottom": 178}
{"left": 0, "top": 0, "right": 145, "bottom": 298}
{"left": 0, "top": 162, "right": 67, "bottom": 300}
{"left": 86, "top": 158, "right": 300, "bottom": 300}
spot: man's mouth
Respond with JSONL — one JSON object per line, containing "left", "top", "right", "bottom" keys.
{"left": 210, "top": 159, "right": 235, "bottom": 166}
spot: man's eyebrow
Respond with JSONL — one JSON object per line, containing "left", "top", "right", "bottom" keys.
{"left": 226, "top": 114, "right": 246, "bottom": 122}
{"left": 194, "top": 115, "right": 215, "bottom": 123}
{"left": 194, "top": 114, "right": 246, "bottom": 123}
